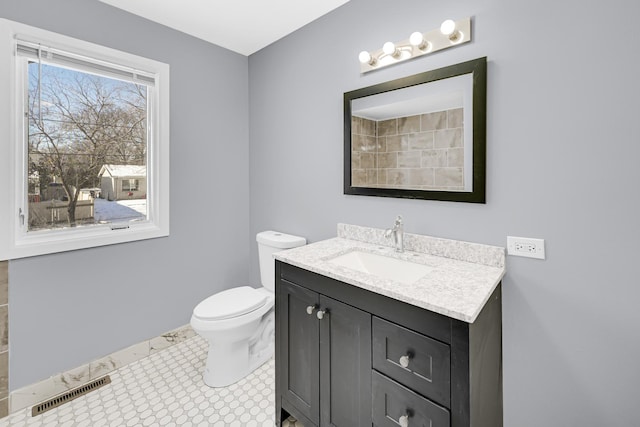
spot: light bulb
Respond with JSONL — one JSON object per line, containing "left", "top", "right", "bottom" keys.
{"left": 358, "top": 50, "right": 372, "bottom": 64}
{"left": 382, "top": 41, "right": 397, "bottom": 56}
{"left": 409, "top": 32, "right": 424, "bottom": 47}
{"left": 440, "top": 19, "right": 456, "bottom": 36}
{"left": 409, "top": 31, "right": 430, "bottom": 50}
{"left": 359, "top": 50, "right": 377, "bottom": 66}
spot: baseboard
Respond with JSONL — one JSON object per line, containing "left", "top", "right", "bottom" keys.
{"left": 8, "top": 324, "right": 195, "bottom": 415}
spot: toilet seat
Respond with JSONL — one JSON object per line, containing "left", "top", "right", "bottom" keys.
{"left": 193, "top": 286, "right": 267, "bottom": 321}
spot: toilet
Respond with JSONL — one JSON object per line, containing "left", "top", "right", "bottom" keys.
{"left": 190, "top": 230, "right": 306, "bottom": 387}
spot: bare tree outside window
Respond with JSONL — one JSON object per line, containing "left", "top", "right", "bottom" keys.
{"left": 27, "top": 63, "right": 148, "bottom": 230}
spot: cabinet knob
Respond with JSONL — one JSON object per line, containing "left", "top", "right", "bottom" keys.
{"left": 316, "top": 310, "right": 326, "bottom": 320}
{"left": 399, "top": 414, "right": 409, "bottom": 427}
{"left": 306, "top": 305, "right": 317, "bottom": 315}
{"left": 399, "top": 355, "right": 410, "bottom": 368}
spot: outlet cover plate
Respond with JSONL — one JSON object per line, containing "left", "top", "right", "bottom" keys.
{"left": 507, "top": 236, "right": 545, "bottom": 259}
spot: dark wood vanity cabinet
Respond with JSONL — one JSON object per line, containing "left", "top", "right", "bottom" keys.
{"left": 275, "top": 261, "right": 503, "bottom": 427}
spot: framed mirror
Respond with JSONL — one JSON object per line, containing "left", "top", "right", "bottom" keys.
{"left": 344, "top": 57, "right": 487, "bottom": 203}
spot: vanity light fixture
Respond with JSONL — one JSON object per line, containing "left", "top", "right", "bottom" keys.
{"left": 358, "top": 17, "right": 472, "bottom": 73}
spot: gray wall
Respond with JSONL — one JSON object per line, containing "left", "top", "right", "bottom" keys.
{"left": 2, "top": 0, "right": 250, "bottom": 390}
{"left": 249, "top": 0, "right": 640, "bottom": 426}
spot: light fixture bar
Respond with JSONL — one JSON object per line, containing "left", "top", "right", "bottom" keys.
{"left": 359, "top": 17, "right": 472, "bottom": 73}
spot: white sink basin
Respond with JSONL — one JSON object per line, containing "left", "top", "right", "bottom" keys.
{"left": 327, "top": 250, "right": 432, "bottom": 284}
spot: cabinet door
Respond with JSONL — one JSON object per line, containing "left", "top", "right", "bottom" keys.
{"left": 319, "top": 295, "right": 372, "bottom": 427}
{"left": 280, "top": 281, "right": 320, "bottom": 426}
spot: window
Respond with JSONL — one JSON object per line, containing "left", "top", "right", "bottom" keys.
{"left": 0, "top": 19, "right": 170, "bottom": 259}
{"left": 26, "top": 62, "right": 149, "bottom": 230}
{"left": 122, "top": 179, "right": 140, "bottom": 192}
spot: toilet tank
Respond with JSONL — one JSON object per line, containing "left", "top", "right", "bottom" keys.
{"left": 256, "top": 231, "right": 306, "bottom": 292}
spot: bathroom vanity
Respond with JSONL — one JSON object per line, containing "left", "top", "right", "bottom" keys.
{"left": 274, "top": 224, "right": 505, "bottom": 427}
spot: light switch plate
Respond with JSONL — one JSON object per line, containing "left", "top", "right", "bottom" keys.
{"left": 507, "top": 236, "right": 545, "bottom": 259}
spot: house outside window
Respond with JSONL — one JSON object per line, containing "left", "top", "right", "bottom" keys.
{"left": 98, "top": 165, "right": 146, "bottom": 202}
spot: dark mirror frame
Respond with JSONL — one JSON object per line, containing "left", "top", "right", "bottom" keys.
{"left": 344, "top": 57, "right": 487, "bottom": 203}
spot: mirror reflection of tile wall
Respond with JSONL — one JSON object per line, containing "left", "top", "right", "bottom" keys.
{"left": 351, "top": 108, "right": 464, "bottom": 191}
{"left": 0, "top": 261, "right": 7, "bottom": 418}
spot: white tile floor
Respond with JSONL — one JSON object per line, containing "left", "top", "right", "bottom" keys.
{"left": 0, "top": 335, "right": 278, "bottom": 426}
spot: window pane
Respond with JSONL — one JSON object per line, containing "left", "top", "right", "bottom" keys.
{"left": 122, "top": 178, "right": 140, "bottom": 192}
{"left": 27, "top": 63, "right": 148, "bottom": 230}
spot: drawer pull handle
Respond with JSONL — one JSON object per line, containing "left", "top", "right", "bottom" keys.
{"left": 399, "top": 414, "right": 410, "bottom": 427}
{"left": 399, "top": 355, "right": 411, "bottom": 368}
{"left": 316, "top": 309, "right": 326, "bottom": 320}
{"left": 306, "top": 305, "right": 317, "bottom": 315}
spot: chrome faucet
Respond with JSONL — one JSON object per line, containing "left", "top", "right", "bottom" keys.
{"left": 384, "top": 215, "right": 404, "bottom": 252}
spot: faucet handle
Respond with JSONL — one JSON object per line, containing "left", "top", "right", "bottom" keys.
{"left": 395, "top": 215, "right": 403, "bottom": 225}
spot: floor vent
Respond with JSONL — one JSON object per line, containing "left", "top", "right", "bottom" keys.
{"left": 31, "top": 375, "right": 111, "bottom": 417}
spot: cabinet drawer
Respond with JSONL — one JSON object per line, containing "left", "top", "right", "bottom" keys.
{"left": 372, "top": 317, "right": 450, "bottom": 406}
{"left": 372, "top": 370, "right": 450, "bottom": 427}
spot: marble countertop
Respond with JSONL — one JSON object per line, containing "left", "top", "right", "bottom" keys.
{"left": 274, "top": 224, "right": 506, "bottom": 323}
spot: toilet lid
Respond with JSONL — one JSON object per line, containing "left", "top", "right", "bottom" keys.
{"left": 193, "top": 286, "right": 268, "bottom": 321}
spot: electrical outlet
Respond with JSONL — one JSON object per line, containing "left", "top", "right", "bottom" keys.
{"left": 507, "top": 236, "right": 545, "bottom": 259}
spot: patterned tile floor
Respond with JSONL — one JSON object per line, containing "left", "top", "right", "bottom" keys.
{"left": 0, "top": 335, "right": 277, "bottom": 426}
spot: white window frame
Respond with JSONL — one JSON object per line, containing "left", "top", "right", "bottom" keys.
{"left": 0, "top": 19, "right": 170, "bottom": 260}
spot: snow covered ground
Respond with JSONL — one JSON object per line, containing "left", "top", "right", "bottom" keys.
{"left": 94, "top": 198, "right": 146, "bottom": 223}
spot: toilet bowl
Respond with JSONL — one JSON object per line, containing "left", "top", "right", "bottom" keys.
{"left": 190, "top": 231, "right": 306, "bottom": 387}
